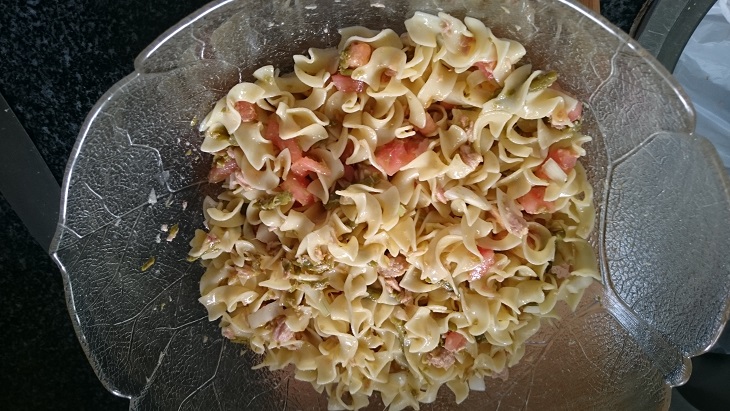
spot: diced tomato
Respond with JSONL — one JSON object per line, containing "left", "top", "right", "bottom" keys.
{"left": 280, "top": 174, "right": 314, "bottom": 206}
{"left": 265, "top": 118, "right": 303, "bottom": 162}
{"left": 535, "top": 147, "right": 578, "bottom": 180}
{"left": 474, "top": 61, "right": 496, "bottom": 80}
{"left": 518, "top": 186, "right": 556, "bottom": 214}
{"left": 469, "top": 247, "right": 495, "bottom": 281}
{"left": 568, "top": 101, "right": 583, "bottom": 122}
{"left": 344, "top": 41, "right": 372, "bottom": 69}
{"left": 549, "top": 148, "right": 578, "bottom": 172}
{"left": 443, "top": 331, "right": 468, "bottom": 352}
{"left": 374, "top": 136, "right": 430, "bottom": 176}
{"left": 234, "top": 101, "right": 257, "bottom": 122}
{"left": 413, "top": 112, "right": 438, "bottom": 136}
{"left": 331, "top": 74, "right": 367, "bottom": 93}
{"left": 208, "top": 157, "right": 239, "bottom": 183}
{"left": 291, "top": 156, "right": 331, "bottom": 177}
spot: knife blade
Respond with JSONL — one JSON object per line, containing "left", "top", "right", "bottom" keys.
{"left": 0, "top": 91, "right": 61, "bottom": 252}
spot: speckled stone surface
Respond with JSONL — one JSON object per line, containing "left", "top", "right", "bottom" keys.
{"left": 0, "top": 0, "right": 646, "bottom": 409}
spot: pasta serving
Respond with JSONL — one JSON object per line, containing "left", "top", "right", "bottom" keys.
{"left": 190, "top": 12, "right": 599, "bottom": 411}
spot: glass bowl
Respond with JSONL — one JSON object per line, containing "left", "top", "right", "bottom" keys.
{"left": 51, "top": 0, "right": 730, "bottom": 409}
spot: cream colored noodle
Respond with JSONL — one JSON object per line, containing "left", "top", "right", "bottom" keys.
{"left": 191, "top": 12, "right": 598, "bottom": 411}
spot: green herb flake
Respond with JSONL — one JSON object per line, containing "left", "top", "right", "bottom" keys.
{"left": 141, "top": 256, "right": 156, "bottom": 272}
{"left": 338, "top": 49, "right": 352, "bottom": 74}
{"left": 210, "top": 128, "right": 230, "bottom": 141}
{"left": 185, "top": 149, "right": 192, "bottom": 156}
{"left": 324, "top": 194, "right": 341, "bottom": 210}
{"left": 365, "top": 285, "right": 382, "bottom": 301}
{"left": 259, "top": 192, "right": 292, "bottom": 210}
{"left": 359, "top": 174, "right": 381, "bottom": 187}
{"left": 292, "top": 255, "right": 332, "bottom": 274}
{"left": 529, "top": 71, "right": 558, "bottom": 92}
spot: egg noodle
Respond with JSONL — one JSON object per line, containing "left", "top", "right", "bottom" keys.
{"left": 189, "top": 12, "right": 599, "bottom": 410}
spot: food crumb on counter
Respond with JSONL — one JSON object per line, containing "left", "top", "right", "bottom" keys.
{"left": 141, "top": 256, "right": 155, "bottom": 271}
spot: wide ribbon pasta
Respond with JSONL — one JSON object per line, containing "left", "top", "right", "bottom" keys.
{"left": 191, "top": 12, "right": 598, "bottom": 411}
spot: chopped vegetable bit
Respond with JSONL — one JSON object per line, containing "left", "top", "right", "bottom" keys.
{"left": 551, "top": 263, "right": 571, "bottom": 279}
{"left": 324, "top": 194, "right": 341, "bottom": 210}
{"left": 280, "top": 174, "right": 314, "bottom": 206}
{"left": 550, "top": 227, "right": 566, "bottom": 240}
{"left": 425, "top": 347, "right": 456, "bottom": 369}
{"left": 259, "top": 192, "right": 293, "bottom": 210}
{"left": 185, "top": 149, "right": 192, "bottom": 156}
{"left": 291, "top": 156, "right": 331, "bottom": 177}
{"left": 568, "top": 101, "right": 583, "bottom": 122}
{"left": 365, "top": 285, "right": 382, "bottom": 301}
{"left": 186, "top": 255, "right": 199, "bottom": 263}
{"left": 331, "top": 74, "right": 367, "bottom": 93}
{"left": 266, "top": 118, "right": 303, "bottom": 161}
{"left": 339, "top": 41, "right": 372, "bottom": 73}
{"left": 374, "top": 136, "right": 430, "bottom": 176}
{"left": 234, "top": 101, "right": 258, "bottom": 122}
{"left": 166, "top": 224, "right": 179, "bottom": 242}
{"left": 208, "top": 156, "right": 239, "bottom": 183}
{"left": 289, "top": 255, "right": 333, "bottom": 274}
{"left": 358, "top": 173, "right": 381, "bottom": 187}
{"left": 378, "top": 254, "right": 408, "bottom": 278}
{"left": 529, "top": 71, "right": 558, "bottom": 92}
{"left": 443, "top": 331, "right": 467, "bottom": 352}
{"left": 141, "top": 256, "right": 156, "bottom": 272}
{"left": 210, "top": 128, "right": 229, "bottom": 141}
{"left": 535, "top": 147, "right": 578, "bottom": 181}
{"left": 190, "top": 116, "right": 199, "bottom": 127}
{"left": 518, "top": 186, "right": 556, "bottom": 214}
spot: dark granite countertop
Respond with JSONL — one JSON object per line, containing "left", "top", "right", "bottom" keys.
{"left": 0, "top": 1, "right": 647, "bottom": 409}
